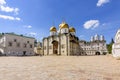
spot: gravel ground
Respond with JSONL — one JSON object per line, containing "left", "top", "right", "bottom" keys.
{"left": 0, "top": 55, "right": 120, "bottom": 80}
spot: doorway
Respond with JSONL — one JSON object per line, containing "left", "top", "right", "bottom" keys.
{"left": 52, "top": 41, "right": 58, "bottom": 55}
{"left": 23, "top": 51, "right": 26, "bottom": 56}
{"left": 95, "top": 51, "right": 100, "bottom": 55}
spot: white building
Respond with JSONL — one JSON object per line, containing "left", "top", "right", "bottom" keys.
{"left": 43, "top": 22, "right": 80, "bottom": 56}
{"left": 34, "top": 42, "right": 42, "bottom": 55}
{"left": 79, "top": 34, "right": 108, "bottom": 55}
{"left": 112, "top": 29, "right": 120, "bottom": 58}
{"left": 0, "top": 33, "right": 35, "bottom": 56}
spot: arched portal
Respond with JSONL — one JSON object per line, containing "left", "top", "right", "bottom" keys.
{"left": 95, "top": 51, "right": 100, "bottom": 55}
{"left": 52, "top": 40, "right": 58, "bottom": 55}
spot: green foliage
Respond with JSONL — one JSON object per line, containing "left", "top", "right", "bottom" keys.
{"left": 107, "top": 38, "right": 114, "bottom": 54}
{"left": 107, "top": 44, "right": 113, "bottom": 54}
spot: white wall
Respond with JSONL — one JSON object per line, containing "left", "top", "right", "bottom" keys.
{"left": 0, "top": 34, "right": 35, "bottom": 56}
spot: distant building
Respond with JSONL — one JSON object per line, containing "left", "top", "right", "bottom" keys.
{"left": 43, "top": 22, "right": 80, "bottom": 56}
{"left": 34, "top": 42, "right": 42, "bottom": 55}
{"left": 112, "top": 29, "right": 120, "bottom": 58}
{"left": 0, "top": 33, "right": 35, "bottom": 56}
{"left": 79, "top": 34, "right": 108, "bottom": 55}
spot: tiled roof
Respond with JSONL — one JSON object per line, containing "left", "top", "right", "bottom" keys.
{"left": 1, "top": 33, "right": 35, "bottom": 39}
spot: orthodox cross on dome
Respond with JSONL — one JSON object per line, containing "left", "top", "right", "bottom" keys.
{"left": 62, "top": 17, "right": 66, "bottom": 23}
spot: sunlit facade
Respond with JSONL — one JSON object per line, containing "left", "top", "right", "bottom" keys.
{"left": 112, "top": 29, "right": 120, "bottom": 58}
{"left": 0, "top": 33, "right": 35, "bottom": 56}
{"left": 43, "top": 22, "right": 80, "bottom": 56}
{"left": 79, "top": 34, "right": 108, "bottom": 55}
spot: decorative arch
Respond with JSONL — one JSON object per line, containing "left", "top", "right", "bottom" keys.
{"left": 95, "top": 51, "right": 100, "bottom": 55}
{"left": 52, "top": 40, "right": 58, "bottom": 55}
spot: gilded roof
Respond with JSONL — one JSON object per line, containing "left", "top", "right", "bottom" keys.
{"left": 69, "top": 27, "right": 76, "bottom": 32}
{"left": 59, "top": 22, "right": 69, "bottom": 29}
{"left": 50, "top": 26, "right": 57, "bottom": 32}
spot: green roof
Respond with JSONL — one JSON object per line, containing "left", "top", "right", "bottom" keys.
{"left": 4, "top": 33, "right": 35, "bottom": 39}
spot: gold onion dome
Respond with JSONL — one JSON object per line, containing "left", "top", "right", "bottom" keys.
{"left": 69, "top": 27, "right": 76, "bottom": 32}
{"left": 59, "top": 22, "right": 69, "bottom": 29}
{"left": 50, "top": 26, "right": 57, "bottom": 32}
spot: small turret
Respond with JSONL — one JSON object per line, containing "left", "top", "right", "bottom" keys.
{"left": 50, "top": 26, "right": 57, "bottom": 36}
{"left": 69, "top": 27, "right": 76, "bottom": 35}
{"left": 91, "top": 36, "right": 94, "bottom": 42}
{"left": 100, "top": 35, "right": 104, "bottom": 41}
{"left": 94, "top": 34, "right": 99, "bottom": 41}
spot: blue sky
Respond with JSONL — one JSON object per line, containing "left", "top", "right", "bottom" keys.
{"left": 0, "top": 0, "right": 120, "bottom": 43}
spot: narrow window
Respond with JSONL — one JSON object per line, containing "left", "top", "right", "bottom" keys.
{"left": 14, "top": 39, "right": 17, "bottom": 42}
{"left": 30, "top": 44, "right": 32, "bottom": 48}
{"left": 27, "top": 41, "right": 29, "bottom": 43}
{"left": 24, "top": 43, "right": 27, "bottom": 48}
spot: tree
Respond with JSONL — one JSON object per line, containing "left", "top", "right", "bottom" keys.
{"left": 107, "top": 38, "right": 114, "bottom": 54}
{"left": 111, "top": 38, "right": 114, "bottom": 43}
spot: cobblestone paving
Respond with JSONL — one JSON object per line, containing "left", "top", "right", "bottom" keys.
{"left": 0, "top": 55, "right": 120, "bottom": 80}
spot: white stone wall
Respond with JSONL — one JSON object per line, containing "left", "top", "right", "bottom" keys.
{"left": 112, "top": 29, "right": 120, "bottom": 58}
{"left": 48, "top": 37, "right": 54, "bottom": 55}
{"left": 61, "top": 28, "right": 69, "bottom": 34}
{"left": 79, "top": 40, "right": 107, "bottom": 55}
{"left": 0, "top": 34, "right": 35, "bottom": 56}
{"left": 43, "top": 38, "right": 48, "bottom": 55}
{"left": 60, "top": 35, "right": 67, "bottom": 55}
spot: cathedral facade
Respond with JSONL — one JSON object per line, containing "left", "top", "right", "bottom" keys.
{"left": 112, "top": 29, "right": 120, "bottom": 58}
{"left": 43, "top": 22, "right": 80, "bottom": 56}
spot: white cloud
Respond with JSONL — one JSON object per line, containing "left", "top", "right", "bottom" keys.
{"left": 0, "top": 0, "right": 6, "bottom": 5}
{"left": 83, "top": 20, "right": 100, "bottom": 29}
{"left": 0, "top": 6, "right": 19, "bottom": 14}
{"left": 0, "top": 14, "right": 20, "bottom": 21}
{"left": 97, "top": 0, "right": 110, "bottom": 7}
{"left": 0, "top": 0, "right": 20, "bottom": 21}
{"left": 24, "top": 25, "right": 32, "bottom": 29}
{"left": 14, "top": 8, "right": 19, "bottom": 15}
{"left": 28, "top": 25, "right": 32, "bottom": 28}
{"left": 0, "top": 0, "right": 19, "bottom": 15}
{"left": 1, "top": 6, "right": 14, "bottom": 12}
{"left": 28, "top": 32, "right": 37, "bottom": 36}
{"left": 15, "top": 17, "right": 21, "bottom": 21}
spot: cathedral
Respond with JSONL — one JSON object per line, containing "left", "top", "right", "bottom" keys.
{"left": 112, "top": 29, "right": 120, "bottom": 58}
{"left": 42, "top": 22, "right": 80, "bottom": 56}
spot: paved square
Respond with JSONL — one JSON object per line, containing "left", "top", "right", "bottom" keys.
{"left": 0, "top": 55, "right": 120, "bottom": 80}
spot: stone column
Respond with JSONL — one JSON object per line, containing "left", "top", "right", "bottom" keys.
{"left": 67, "top": 35, "right": 70, "bottom": 56}
{"left": 58, "top": 35, "right": 61, "bottom": 55}
{"left": 66, "top": 34, "right": 68, "bottom": 56}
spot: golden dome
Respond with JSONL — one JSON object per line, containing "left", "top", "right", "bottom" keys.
{"left": 59, "top": 22, "right": 69, "bottom": 29}
{"left": 50, "top": 26, "right": 57, "bottom": 32}
{"left": 69, "top": 27, "right": 76, "bottom": 32}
